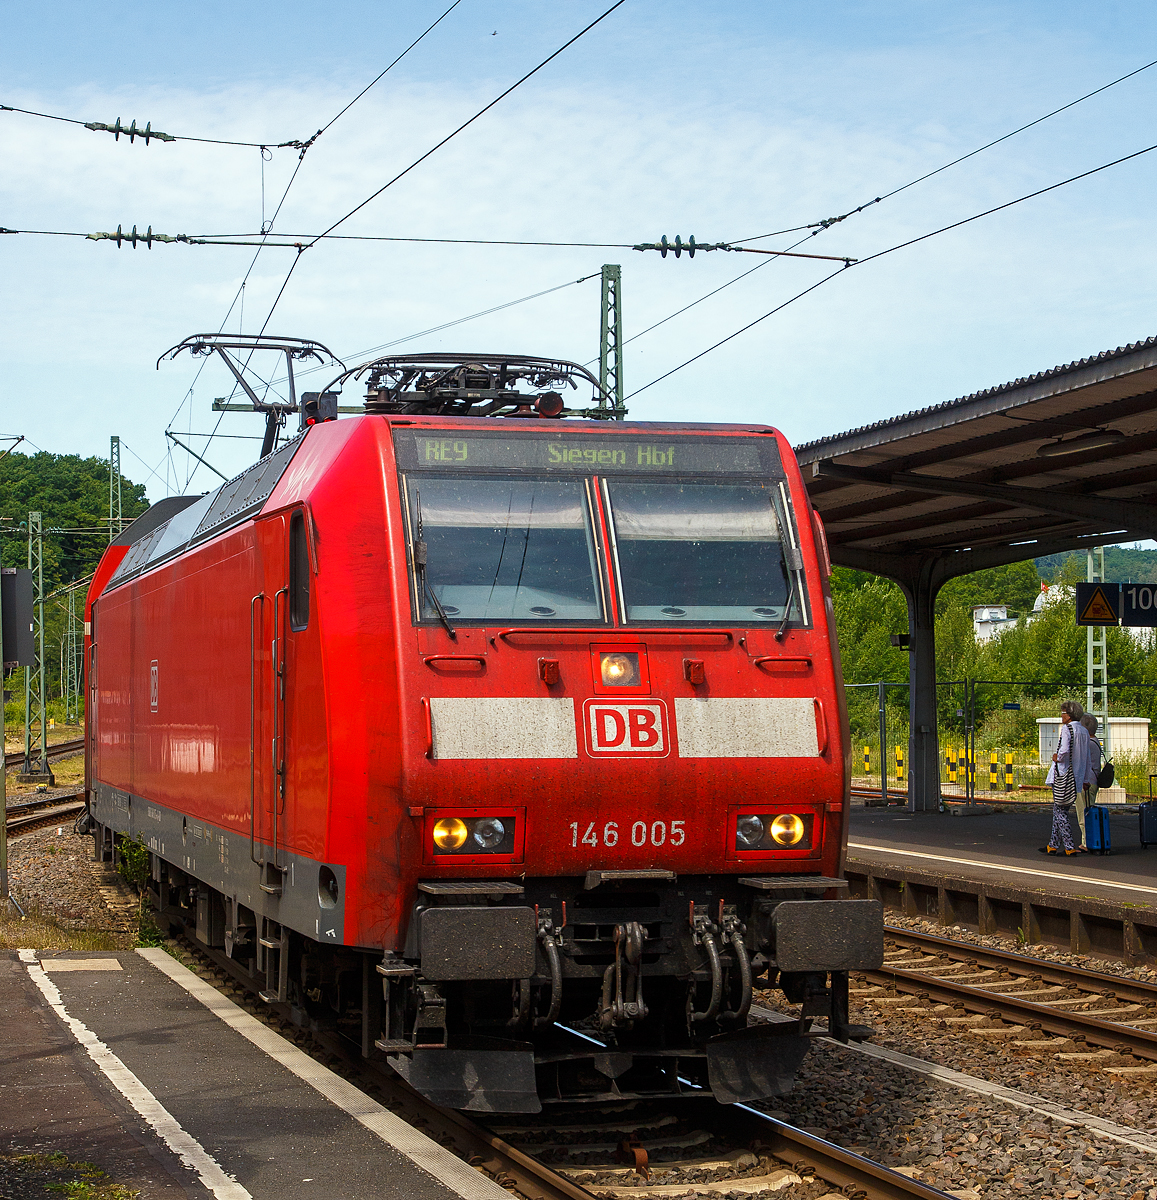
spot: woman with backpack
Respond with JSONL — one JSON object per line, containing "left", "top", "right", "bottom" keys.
{"left": 1041, "top": 700, "right": 1090, "bottom": 855}
{"left": 1078, "top": 713, "right": 1103, "bottom": 851}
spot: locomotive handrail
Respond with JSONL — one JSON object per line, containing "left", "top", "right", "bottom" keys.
{"left": 814, "top": 698, "right": 829, "bottom": 756}
{"left": 421, "top": 698, "right": 434, "bottom": 759}
{"left": 423, "top": 655, "right": 486, "bottom": 668}
{"left": 249, "top": 592, "right": 264, "bottom": 866}
{"left": 752, "top": 655, "right": 812, "bottom": 668}
{"left": 262, "top": 585, "right": 289, "bottom": 892}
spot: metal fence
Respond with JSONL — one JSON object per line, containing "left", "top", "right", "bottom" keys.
{"left": 846, "top": 679, "right": 1157, "bottom": 803}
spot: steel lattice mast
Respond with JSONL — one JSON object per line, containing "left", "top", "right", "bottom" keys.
{"left": 599, "top": 264, "right": 625, "bottom": 418}
{"left": 1087, "top": 546, "right": 1109, "bottom": 754}
{"left": 22, "top": 511, "right": 51, "bottom": 780}
{"left": 109, "top": 435, "right": 123, "bottom": 541}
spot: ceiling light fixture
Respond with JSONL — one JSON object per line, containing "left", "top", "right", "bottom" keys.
{"left": 1037, "top": 429, "right": 1125, "bottom": 457}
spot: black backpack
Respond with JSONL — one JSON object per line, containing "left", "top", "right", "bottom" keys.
{"left": 1093, "top": 737, "right": 1114, "bottom": 788}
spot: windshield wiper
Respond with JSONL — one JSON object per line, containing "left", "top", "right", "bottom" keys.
{"left": 413, "top": 490, "right": 456, "bottom": 639}
{"left": 770, "top": 501, "right": 803, "bottom": 642}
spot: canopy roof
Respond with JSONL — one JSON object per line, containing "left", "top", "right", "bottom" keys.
{"left": 795, "top": 337, "right": 1157, "bottom": 578}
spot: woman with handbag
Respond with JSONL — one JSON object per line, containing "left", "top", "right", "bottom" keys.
{"left": 1041, "top": 700, "right": 1085, "bottom": 855}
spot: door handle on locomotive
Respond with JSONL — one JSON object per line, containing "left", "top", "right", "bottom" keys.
{"left": 423, "top": 655, "right": 486, "bottom": 669}
{"left": 752, "top": 655, "right": 812, "bottom": 670}
{"left": 814, "top": 697, "right": 828, "bottom": 756}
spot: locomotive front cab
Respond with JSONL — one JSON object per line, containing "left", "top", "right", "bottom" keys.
{"left": 369, "top": 374, "right": 883, "bottom": 1111}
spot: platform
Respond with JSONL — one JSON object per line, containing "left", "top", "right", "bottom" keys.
{"left": 849, "top": 803, "right": 1156, "bottom": 908}
{"left": 845, "top": 804, "right": 1157, "bottom": 964}
{"left": 1, "top": 947, "right": 512, "bottom": 1200}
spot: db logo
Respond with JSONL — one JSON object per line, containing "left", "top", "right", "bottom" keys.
{"left": 583, "top": 699, "right": 670, "bottom": 757}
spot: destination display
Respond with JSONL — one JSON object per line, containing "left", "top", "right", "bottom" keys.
{"left": 397, "top": 432, "right": 778, "bottom": 476}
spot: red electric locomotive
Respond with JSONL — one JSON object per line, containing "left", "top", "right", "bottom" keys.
{"left": 86, "top": 345, "right": 881, "bottom": 1112}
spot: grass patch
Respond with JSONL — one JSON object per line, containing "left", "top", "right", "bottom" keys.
{"left": 0, "top": 1151, "right": 139, "bottom": 1199}
{"left": 0, "top": 905, "right": 129, "bottom": 953}
{"left": 135, "top": 910, "right": 166, "bottom": 948}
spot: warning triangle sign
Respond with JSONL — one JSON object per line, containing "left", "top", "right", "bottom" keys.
{"left": 1080, "top": 586, "right": 1117, "bottom": 624}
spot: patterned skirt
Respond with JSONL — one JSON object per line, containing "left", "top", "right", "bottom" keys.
{"left": 1050, "top": 768, "right": 1076, "bottom": 850}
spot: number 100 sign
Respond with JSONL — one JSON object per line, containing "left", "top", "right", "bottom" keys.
{"left": 1123, "top": 584, "right": 1157, "bottom": 627}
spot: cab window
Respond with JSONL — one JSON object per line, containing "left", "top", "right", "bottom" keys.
{"left": 405, "top": 475, "right": 603, "bottom": 623}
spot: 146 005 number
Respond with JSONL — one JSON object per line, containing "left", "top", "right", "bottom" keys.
{"left": 569, "top": 820, "right": 685, "bottom": 848}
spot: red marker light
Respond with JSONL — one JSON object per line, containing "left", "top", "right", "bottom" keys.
{"left": 535, "top": 393, "right": 565, "bottom": 418}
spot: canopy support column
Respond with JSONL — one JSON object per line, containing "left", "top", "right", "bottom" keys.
{"left": 897, "top": 557, "right": 945, "bottom": 813}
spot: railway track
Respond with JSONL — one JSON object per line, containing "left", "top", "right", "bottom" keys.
{"left": 171, "top": 932, "right": 952, "bottom": 1200}
{"left": 860, "top": 927, "right": 1157, "bottom": 1065}
{"left": 4, "top": 736, "right": 86, "bottom": 770}
{"left": 5, "top": 791, "right": 85, "bottom": 838}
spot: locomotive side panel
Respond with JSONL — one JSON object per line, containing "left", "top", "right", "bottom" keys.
{"left": 270, "top": 419, "right": 411, "bottom": 949}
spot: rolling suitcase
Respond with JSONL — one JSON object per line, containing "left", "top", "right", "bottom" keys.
{"left": 1084, "top": 805, "right": 1111, "bottom": 855}
{"left": 1141, "top": 782, "right": 1157, "bottom": 849}
{"left": 1141, "top": 803, "right": 1157, "bottom": 849}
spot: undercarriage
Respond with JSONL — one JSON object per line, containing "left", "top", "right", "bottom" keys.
{"left": 120, "top": 838, "right": 881, "bottom": 1113}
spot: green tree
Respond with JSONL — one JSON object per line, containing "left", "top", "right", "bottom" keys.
{"left": 1, "top": 448, "right": 148, "bottom": 711}
{"left": 0, "top": 450, "right": 147, "bottom": 591}
{"left": 936, "top": 560, "right": 1041, "bottom": 618}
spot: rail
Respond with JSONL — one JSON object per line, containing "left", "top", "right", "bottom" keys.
{"left": 171, "top": 930, "right": 949, "bottom": 1200}
{"left": 4, "top": 737, "right": 86, "bottom": 770}
{"left": 6, "top": 791, "right": 85, "bottom": 838}
{"left": 865, "top": 929, "right": 1157, "bottom": 1062}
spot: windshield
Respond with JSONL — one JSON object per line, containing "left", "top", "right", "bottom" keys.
{"left": 406, "top": 475, "right": 602, "bottom": 622}
{"left": 604, "top": 479, "right": 805, "bottom": 624}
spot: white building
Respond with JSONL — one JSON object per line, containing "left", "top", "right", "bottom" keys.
{"left": 972, "top": 604, "right": 1018, "bottom": 642}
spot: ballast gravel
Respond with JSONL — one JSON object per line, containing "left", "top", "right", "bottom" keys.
{"left": 751, "top": 1037, "right": 1157, "bottom": 1200}
{"left": 4, "top": 825, "right": 134, "bottom": 938}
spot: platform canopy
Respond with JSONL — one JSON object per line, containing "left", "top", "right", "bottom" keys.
{"left": 795, "top": 336, "right": 1157, "bottom": 810}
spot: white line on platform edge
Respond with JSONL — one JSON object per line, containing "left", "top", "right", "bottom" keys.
{"left": 18, "top": 949, "right": 252, "bottom": 1200}
{"left": 137, "top": 946, "right": 513, "bottom": 1200}
{"left": 847, "top": 842, "right": 1157, "bottom": 897}
{"left": 821, "top": 1035, "right": 1157, "bottom": 1155}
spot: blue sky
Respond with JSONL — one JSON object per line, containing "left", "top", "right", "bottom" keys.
{"left": 3, "top": 2, "right": 1157, "bottom": 496}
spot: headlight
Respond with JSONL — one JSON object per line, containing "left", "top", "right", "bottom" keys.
{"left": 735, "top": 812, "right": 813, "bottom": 850}
{"left": 431, "top": 815, "right": 516, "bottom": 855}
{"left": 770, "top": 813, "right": 806, "bottom": 846}
{"left": 600, "top": 651, "right": 640, "bottom": 687}
{"left": 473, "top": 817, "right": 506, "bottom": 849}
{"left": 433, "top": 817, "right": 468, "bottom": 850}
{"left": 736, "top": 815, "right": 765, "bottom": 847}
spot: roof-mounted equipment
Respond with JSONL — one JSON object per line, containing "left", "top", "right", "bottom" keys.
{"left": 158, "top": 334, "right": 346, "bottom": 457}
{"left": 318, "top": 353, "right": 624, "bottom": 421}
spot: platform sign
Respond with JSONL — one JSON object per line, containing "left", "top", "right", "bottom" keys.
{"left": 1121, "top": 583, "right": 1157, "bottom": 627}
{"left": 1003, "top": 702, "right": 1021, "bottom": 710}
{"left": 1075, "top": 582, "right": 1120, "bottom": 626}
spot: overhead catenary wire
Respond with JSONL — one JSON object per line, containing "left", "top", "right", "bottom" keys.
{"left": 168, "top": 2, "right": 626, "bottom": 483}
{"left": 273, "top": 272, "right": 602, "bottom": 386}
{"left": 730, "top": 52, "right": 1157, "bottom": 247}
{"left": 0, "top": 103, "right": 300, "bottom": 149}
{"left": 612, "top": 53, "right": 1157, "bottom": 371}
{"left": 628, "top": 137, "right": 1157, "bottom": 399}
{"left": 180, "top": 1, "right": 469, "bottom": 484}
{"left": 305, "top": 0, "right": 629, "bottom": 247}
